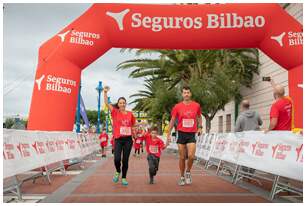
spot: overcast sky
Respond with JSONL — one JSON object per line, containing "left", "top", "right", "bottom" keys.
{"left": 3, "top": 3, "right": 151, "bottom": 118}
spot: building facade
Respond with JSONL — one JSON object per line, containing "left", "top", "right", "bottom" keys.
{"left": 208, "top": 4, "right": 302, "bottom": 133}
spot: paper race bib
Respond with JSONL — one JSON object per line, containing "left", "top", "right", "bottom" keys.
{"left": 182, "top": 119, "right": 194, "bottom": 128}
{"left": 136, "top": 139, "right": 141, "bottom": 144}
{"left": 149, "top": 145, "right": 159, "bottom": 154}
{"left": 101, "top": 137, "right": 106, "bottom": 142}
{"left": 120, "top": 126, "right": 132, "bottom": 136}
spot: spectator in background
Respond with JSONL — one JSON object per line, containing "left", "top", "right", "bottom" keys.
{"left": 265, "top": 80, "right": 293, "bottom": 132}
{"left": 235, "top": 99, "right": 262, "bottom": 178}
{"left": 235, "top": 100, "right": 263, "bottom": 132}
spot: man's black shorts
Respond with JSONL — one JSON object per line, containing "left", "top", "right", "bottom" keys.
{"left": 177, "top": 131, "right": 196, "bottom": 144}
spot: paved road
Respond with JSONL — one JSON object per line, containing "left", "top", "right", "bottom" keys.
{"left": 41, "top": 150, "right": 270, "bottom": 203}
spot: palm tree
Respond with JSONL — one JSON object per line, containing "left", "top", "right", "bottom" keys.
{"left": 118, "top": 49, "right": 259, "bottom": 88}
{"left": 129, "top": 78, "right": 178, "bottom": 134}
{"left": 118, "top": 48, "right": 260, "bottom": 132}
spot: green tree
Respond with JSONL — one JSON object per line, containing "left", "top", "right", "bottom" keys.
{"left": 130, "top": 78, "right": 178, "bottom": 134}
{"left": 118, "top": 49, "right": 259, "bottom": 133}
{"left": 75, "top": 110, "right": 106, "bottom": 129}
{"left": 4, "top": 118, "right": 15, "bottom": 129}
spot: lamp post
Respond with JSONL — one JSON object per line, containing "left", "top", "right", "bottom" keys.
{"left": 96, "top": 81, "right": 103, "bottom": 134}
{"left": 76, "top": 81, "right": 81, "bottom": 133}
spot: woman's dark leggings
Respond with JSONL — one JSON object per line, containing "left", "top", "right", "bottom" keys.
{"left": 114, "top": 137, "right": 133, "bottom": 178}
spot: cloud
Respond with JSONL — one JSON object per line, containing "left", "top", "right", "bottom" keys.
{"left": 3, "top": 4, "right": 152, "bottom": 117}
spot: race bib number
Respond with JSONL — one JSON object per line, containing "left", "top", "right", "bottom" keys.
{"left": 120, "top": 126, "right": 132, "bottom": 136}
{"left": 101, "top": 137, "right": 106, "bottom": 142}
{"left": 136, "top": 139, "right": 141, "bottom": 144}
{"left": 182, "top": 119, "right": 194, "bottom": 128}
{"left": 149, "top": 145, "right": 159, "bottom": 154}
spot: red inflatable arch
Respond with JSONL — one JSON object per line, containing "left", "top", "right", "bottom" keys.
{"left": 27, "top": 3, "right": 303, "bottom": 131}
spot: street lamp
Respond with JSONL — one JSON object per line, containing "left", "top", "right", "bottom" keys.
{"left": 96, "top": 81, "right": 103, "bottom": 134}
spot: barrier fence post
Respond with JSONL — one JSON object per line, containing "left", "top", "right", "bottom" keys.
{"left": 13, "top": 175, "right": 22, "bottom": 201}
{"left": 44, "top": 165, "right": 51, "bottom": 184}
{"left": 232, "top": 164, "right": 239, "bottom": 184}
{"left": 216, "top": 159, "right": 222, "bottom": 175}
{"left": 60, "top": 161, "right": 67, "bottom": 176}
{"left": 270, "top": 175, "right": 280, "bottom": 200}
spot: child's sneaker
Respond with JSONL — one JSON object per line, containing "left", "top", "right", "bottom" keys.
{"left": 121, "top": 178, "right": 128, "bottom": 186}
{"left": 113, "top": 172, "right": 120, "bottom": 183}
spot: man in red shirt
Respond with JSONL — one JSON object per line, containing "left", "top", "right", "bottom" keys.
{"left": 266, "top": 84, "right": 293, "bottom": 132}
{"left": 167, "top": 86, "right": 203, "bottom": 186}
{"left": 99, "top": 128, "right": 109, "bottom": 158}
{"left": 145, "top": 127, "right": 169, "bottom": 184}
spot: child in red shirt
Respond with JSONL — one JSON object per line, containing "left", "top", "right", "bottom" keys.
{"left": 144, "top": 126, "right": 169, "bottom": 184}
{"left": 133, "top": 126, "right": 145, "bottom": 157}
{"left": 99, "top": 128, "right": 109, "bottom": 158}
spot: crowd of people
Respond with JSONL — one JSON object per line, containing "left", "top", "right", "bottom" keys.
{"left": 96, "top": 77, "right": 296, "bottom": 187}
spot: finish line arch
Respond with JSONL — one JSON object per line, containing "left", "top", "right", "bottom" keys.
{"left": 27, "top": 3, "right": 303, "bottom": 131}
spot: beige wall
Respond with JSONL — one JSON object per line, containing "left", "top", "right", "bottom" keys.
{"left": 207, "top": 4, "right": 302, "bottom": 133}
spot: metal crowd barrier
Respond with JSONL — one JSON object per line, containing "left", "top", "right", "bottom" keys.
{"left": 167, "top": 132, "right": 303, "bottom": 201}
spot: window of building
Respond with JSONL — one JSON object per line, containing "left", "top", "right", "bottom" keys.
{"left": 218, "top": 116, "right": 223, "bottom": 133}
{"left": 226, "top": 114, "right": 231, "bottom": 132}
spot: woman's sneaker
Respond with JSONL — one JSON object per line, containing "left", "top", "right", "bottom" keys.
{"left": 121, "top": 178, "right": 128, "bottom": 186}
{"left": 149, "top": 175, "right": 154, "bottom": 184}
{"left": 185, "top": 172, "right": 192, "bottom": 185}
{"left": 113, "top": 172, "right": 120, "bottom": 183}
{"left": 178, "top": 177, "right": 185, "bottom": 186}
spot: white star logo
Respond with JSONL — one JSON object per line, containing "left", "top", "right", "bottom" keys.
{"left": 106, "top": 9, "right": 130, "bottom": 31}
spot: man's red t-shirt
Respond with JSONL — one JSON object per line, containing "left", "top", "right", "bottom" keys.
{"left": 171, "top": 101, "right": 201, "bottom": 133}
{"left": 111, "top": 108, "right": 136, "bottom": 139}
{"left": 99, "top": 133, "right": 108, "bottom": 147}
{"left": 144, "top": 134, "right": 166, "bottom": 158}
{"left": 270, "top": 98, "right": 292, "bottom": 130}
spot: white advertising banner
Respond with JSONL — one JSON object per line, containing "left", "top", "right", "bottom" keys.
{"left": 166, "top": 131, "right": 303, "bottom": 181}
{"left": 235, "top": 131, "right": 303, "bottom": 181}
{"left": 197, "top": 133, "right": 217, "bottom": 161}
{"left": 3, "top": 129, "right": 100, "bottom": 179}
{"left": 195, "top": 133, "right": 206, "bottom": 157}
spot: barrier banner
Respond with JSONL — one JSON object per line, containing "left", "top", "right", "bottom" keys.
{"left": 236, "top": 131, "right": 303, "bottom": 181}
{"left": 195, "top": 134, "right": 206, "bottom": 157}
{"left": 168, "top": 135, "right": 178, "bottom": 150}
{"left": 167, "top": 131, "right": 303, "bottom": 181}
{"left": 198, "top": 133, "right": 218, "bottom": 161}
{"left": 3, "top": 129, "right": 100, "bottom": 178}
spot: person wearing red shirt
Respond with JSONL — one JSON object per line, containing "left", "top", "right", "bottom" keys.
{"left": 145, "top": 127, "right": 169, "bottom": 184}
{"left": 132, "top": 126, "right": 141, "bottom": 157}
{"left": 167, "top": 86, "right": 203, "bottom": 186}
{"left": 99, "top": 128, "right": 109, "bottom": 158}
{"left": 104, "top": 86, "right": 136, "bottom": 186}
{"left": 266, "top": 84, "right": 293, "bottom": 132}
{"left": 134, "top": 126, "right": 145, "bottom": 156}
